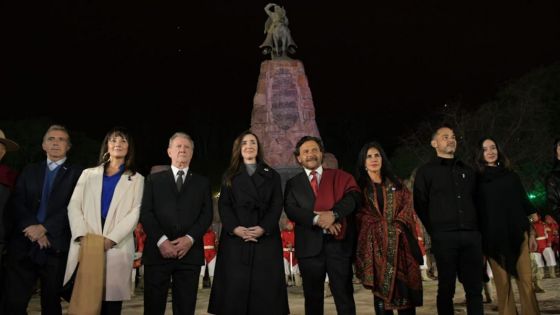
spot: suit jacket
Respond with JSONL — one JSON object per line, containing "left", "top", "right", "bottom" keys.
{"left": 284, "top": 169, "right": 360, "bottom": 259}
{"left": 140, "top": 168, "right": 213, "bottom": 266}
{"left": 0, "top": 184, "right": 10, "bottom": 250}
{"left": 63, "top": 165, "right": 144, "bottom": 300}
{"left": 8, "top": 160, "right": 83, "bottom": 255}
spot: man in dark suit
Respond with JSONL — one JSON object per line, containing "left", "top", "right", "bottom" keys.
{"left": 284, "top": 136, "right": 361, "bottom": 315}
{"left": 2, "top": 125, "right": 83, "bottom": 314}
{"left": 140, "top": 132, "right": 213, "bottom": 315}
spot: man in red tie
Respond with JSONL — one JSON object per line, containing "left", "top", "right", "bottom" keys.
{"left": 284, "top": 136, "right": 361, "bottom": 315}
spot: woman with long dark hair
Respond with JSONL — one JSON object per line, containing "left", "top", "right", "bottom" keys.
{"left": 355, "top": 141, "right": 422, "bottom": 315}
{"left": 208, "top": 130, "right": 289, "bottom": 315}
{"left": 64, "top": 127, "right": 144, "bottom": 315}
{"left": 475, "top": 137, "right": 539, "bottom": 315}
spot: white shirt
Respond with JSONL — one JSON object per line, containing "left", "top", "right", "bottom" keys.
{"left": 47, "top": 157, "right": 67, "bottom": 171}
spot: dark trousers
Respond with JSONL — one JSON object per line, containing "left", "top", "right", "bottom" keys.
{"left": 101, "top": 301, "right": 123, "bottom": 315}
{"left": 298, "top": 238, "right": 356, "bottom": 315}
{"left": 2, "top": 251, "right": 67, "bottom": 315}
{"left": 431, "top": 230, "right": 484, "bottom": 315}
{"left": 144, "top": 262, "right": 201, "bottom": 315}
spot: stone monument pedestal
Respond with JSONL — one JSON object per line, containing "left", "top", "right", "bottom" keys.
{"left": 251, "top": 59, "right": 320, "bottom": 172}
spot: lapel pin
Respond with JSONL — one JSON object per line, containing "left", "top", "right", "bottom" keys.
{"left": 264, "top": 168, "right": 269, "bottom": 172}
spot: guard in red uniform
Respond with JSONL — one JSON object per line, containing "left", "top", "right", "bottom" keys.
{"left": 413, "top": 214, "right": 430, "bottom": 282}
{"left": 281, "top": 220, "right": 300, "bottom": 286}
{"left": 544, "top": 215, "right": 558, "bottom": 278}
{"left": 132, "top": 223, "right": 147, "bottom": 293}
{"left": 545, "top": 215, "right": 559, "bottom": 258}
{"left": 200, "top": 227, "right": 217, "bottom": 288}
{"left": 532, "top": 215, "right": 557, "bottom": 279}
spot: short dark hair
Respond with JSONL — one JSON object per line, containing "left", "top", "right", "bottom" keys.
{"left": 293, "top": 136, "right": 324, "bottom": 157}
{"left": 431, "top": 124, "right": 455, "bottom": 141}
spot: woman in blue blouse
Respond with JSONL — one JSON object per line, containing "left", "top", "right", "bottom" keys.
{"left": 64, "top": 127, "right": 144, "bottom": 315}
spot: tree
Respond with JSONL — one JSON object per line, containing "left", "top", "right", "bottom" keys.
{"left": 394, "top": 63, "right": 560, "bottom": 207}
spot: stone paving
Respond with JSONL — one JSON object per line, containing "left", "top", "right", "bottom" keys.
{"left": 27, "top": 277, "right": 560, "bottom": 314}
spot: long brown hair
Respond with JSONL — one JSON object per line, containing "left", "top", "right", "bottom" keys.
{"left": 224, "top": 130, "right": 264, "bottom": 187}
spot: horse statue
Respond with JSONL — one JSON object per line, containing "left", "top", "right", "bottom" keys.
{"left": 259, "top": 3, "right": 297, "bottom": 59}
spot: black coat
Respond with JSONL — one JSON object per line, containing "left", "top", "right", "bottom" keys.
{"left": 7, "top": 160, "right": 83, "bottom": 256}
{"left": 546, "top": 168, "right": 560, "bottom": 224}
{"left": 476, "top": 166, "right": 535, "bottom": 276}
{"left": 413, "top": 157, "right": 478, "bottom": 235}
{"left": 140, "top": 169, "right": 213, "bottom": 265}
{"left": 208, "top": 164, "right": 289, "bottom": 315}
{"left": 0, "top": 184, "right": 10, "bottom": 257}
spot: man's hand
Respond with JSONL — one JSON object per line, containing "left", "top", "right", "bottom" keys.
{"left": 23, "top": 224, "right": 47, "bottom": 242}
{"left": 233, "top": 226, "right": 258, "bottom": 242}
{"left": 326, "top": 223, "right": 341, "bottom": 236}
{"left": 104, "top": 238, "right": 116, "bottom": 251}
{"left": 247, "top": 226, "right": 265, "bottom": 239}
{"left": 159, "top": 239, "right": 178, "bottom": 259}
{"left": 37, "top": 235, "right": 51, "bottom": 249}
{"left": 314, "top": 211, "right": 336, "bottom": 229}
{"left": 171, "top": 236, "right": 193, "bottom": 259}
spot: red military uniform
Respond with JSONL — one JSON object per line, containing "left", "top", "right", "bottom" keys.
{"left": 534, "top": 220, "right": 549, "bottom": 253}
{"left": 133, "top": 223, "right": 146, "bottom": 268}
{"left": 414, "top": 215, "right": 426, "bottom": 257}
{"left": 544, "top": 215, "right": 559, "bottom": 259}
{"left": 281, "top": 229, "right": 297, "bottom": 267}
{"left": 203, "top": 229, "right": 217, "bottom": 264}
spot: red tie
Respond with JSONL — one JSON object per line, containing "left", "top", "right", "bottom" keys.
{"left": 310, "top": 170, "right": 319, "bottom": 197}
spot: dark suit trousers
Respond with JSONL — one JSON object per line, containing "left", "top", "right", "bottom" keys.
{"left": 298, "top": 237, "right": 356, "bottom": 315}
{"left": 2, "top": 251, "right": 67, "bottom": 315}
{"left": 144, "top": 261, "right": 201, "bottom": 315}
{"left": 431, "top": 230, "right": 483, "bottom": 315}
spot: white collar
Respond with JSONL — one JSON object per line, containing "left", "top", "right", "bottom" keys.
{"left": 171, "top": 165, "right": 189, "bottom": 177}
{"left": 304, "top": 165, "right": 323, "bottom": 177}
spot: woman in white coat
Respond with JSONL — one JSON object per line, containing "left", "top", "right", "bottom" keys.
{"left": 64, "top": 127, "right": 144, "bottom": 315}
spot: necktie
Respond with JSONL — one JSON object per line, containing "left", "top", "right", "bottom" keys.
{"left": 176, "top": 170, "right": 184, "bottom": 192}
{"left": 310, "top": 170, "right": 319, "bottom": 197}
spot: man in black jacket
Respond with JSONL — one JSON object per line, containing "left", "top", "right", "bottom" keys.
{"left": 2, "top": 125, "right": 83, "bottom": 314}
{"left": 413, "top": 126, "right": 483, "bottom": 315}
{"left": 140, "top": 132, "right": 213, "bottom": 315}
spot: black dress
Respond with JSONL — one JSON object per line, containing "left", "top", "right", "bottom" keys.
{"left": 545, "top": 167, "right": 560, "bottom": 224}
{"left": 208, "top": 163, "right": 289, "bottom": 315}
{"left": 476, "top": 166, "right": 535, "bottom": 276}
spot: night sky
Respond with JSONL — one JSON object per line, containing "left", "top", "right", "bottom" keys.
{"left": 3, "top": 1, "right": 560, "bottom": 177}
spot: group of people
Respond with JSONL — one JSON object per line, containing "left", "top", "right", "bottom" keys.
{"left": 0, "top": 124, "right": 559, "bottom": 315}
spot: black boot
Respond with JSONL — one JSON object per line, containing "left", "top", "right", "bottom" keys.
{"left": 374, "top": 297, "right": 392, "bottom": 315}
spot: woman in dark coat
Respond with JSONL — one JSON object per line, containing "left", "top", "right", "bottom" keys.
{"left": 546, "top": 138, "right": 560, "bottom": 225}
{"left": 208, "top": 130, "right": 289, "bottom": 315}
{"left": 475, "top": 137, "right": 539, "bottom": 315}
{"left": 354, "top": 142, "right": 422, "bottom": 315}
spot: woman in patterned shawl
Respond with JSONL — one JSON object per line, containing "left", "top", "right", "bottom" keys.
{"left": 355, "top": 141, "right": 423, "bottom": 315}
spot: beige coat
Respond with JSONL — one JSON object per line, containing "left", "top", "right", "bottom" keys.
{"left": 64, "top": 165, "right": 144, "bottom": 301}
